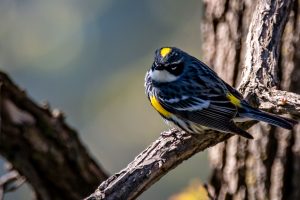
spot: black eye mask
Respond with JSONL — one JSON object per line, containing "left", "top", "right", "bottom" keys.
{"left": 165, "top": 62, "right": 184, "bottom": 76}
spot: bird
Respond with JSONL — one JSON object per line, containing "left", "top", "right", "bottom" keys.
{"left": 144, "top": 47, "right": 297, "bottom": 139}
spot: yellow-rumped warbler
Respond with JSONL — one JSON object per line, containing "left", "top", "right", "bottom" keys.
{"left": 145, "top": 47, "right": 297, "bottom": 139}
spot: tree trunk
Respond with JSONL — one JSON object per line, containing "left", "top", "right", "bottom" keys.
{"left": 203, "top": 0, "right": 300, "bottom": 199}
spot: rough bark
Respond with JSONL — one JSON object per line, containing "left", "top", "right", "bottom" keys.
{"left": 0, "top": 72, "right": 108, "bottom": 200}
{"left": 85, "top": 130, "right": 237, "bottom": 200}
{"left": 203, "top": 0, "right": 300, "bottom": 199}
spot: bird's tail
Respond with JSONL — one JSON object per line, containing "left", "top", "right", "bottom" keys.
{"left": 238, "top": 104, "right": 297, "bottom": 130}
{"left": 228, "top": 123, "right": 254, "bottom": 139}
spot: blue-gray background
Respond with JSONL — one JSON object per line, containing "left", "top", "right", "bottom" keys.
{"left": 0, "top": 1, "right": 210, "bottom": 199}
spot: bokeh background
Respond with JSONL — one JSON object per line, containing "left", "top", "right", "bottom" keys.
{"left": 0, "top": 0, "right": 210, "bottom": 199}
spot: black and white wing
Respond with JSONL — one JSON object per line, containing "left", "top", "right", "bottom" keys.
{"left": 157, "top": 88, "right": 239, "bottom": 133}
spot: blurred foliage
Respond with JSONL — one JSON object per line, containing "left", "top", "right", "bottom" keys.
{"left": 0, "top": 0, "right": 210, "bottom": 199}
{"left": 169, "top": 180, "right": 209, "bottom": 200}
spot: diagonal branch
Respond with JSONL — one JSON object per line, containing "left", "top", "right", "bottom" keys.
{"left": 85, "top": 129, "right": 237, "bottom": 200}
{"left": 0, "top": 72, "right": 108, "bottom": 199}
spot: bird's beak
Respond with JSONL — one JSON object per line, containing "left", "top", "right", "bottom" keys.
{"left": 154, "top": 64, "right": 164, "bottom": 71}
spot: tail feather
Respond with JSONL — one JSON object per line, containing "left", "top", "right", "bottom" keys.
{"left": 239, "top": 106, "right": 297, "bottom": 130}
{"left": 230, "top": 125, "right": 254, "bottom": 139}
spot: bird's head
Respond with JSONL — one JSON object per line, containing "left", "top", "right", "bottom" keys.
{"left": 150, "top": 47, "right": 185, "bottom": 82}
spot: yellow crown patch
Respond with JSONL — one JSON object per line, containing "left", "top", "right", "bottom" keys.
{"left": 160, "top": 47, "right": 172, "bottom": 58}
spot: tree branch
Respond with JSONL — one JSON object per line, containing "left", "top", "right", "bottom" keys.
{"left": 0, "top": 72, "right": 108, "bottom": 199}
{"left": 86, "top": 0, "right": 299, "bottom": 199}
{"left": 85, "top": 128, "right": 242, "bottom": 200}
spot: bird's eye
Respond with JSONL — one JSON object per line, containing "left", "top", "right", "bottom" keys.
{"left": 166, "top": 63, "right": 184, "bottom": 75}
{"left": 171, "top": 66, "right": 177, "bottom": 71}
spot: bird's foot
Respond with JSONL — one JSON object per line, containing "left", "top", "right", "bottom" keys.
{"left": 161, "top": 128, "right": 181, "bottom": 138}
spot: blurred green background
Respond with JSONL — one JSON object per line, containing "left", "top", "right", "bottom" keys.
{"left": 0, "top": 0, "right": 210, "bottom": 199}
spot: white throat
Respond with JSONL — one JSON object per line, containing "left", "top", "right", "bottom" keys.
{"left": 150, "top": 69, "right": 178, "bottom": 82}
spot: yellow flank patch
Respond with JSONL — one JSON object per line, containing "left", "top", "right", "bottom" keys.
{"left": 227, "top": 93, "right": 241, "bottom": 107}
{"left": 160, "top": 47, "right": 172, "bottom": 58}
{"left": 150, "top": 96, "right": 171, "bottom": 117}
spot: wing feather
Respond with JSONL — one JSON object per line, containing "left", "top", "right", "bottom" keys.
{"left": 158, "top": 94, "right": 239, "bottom": 132}
{"left": 186, "top": 109, "right": 235, "bottom": 131}
{"left": 158, "top": 96, "right": 210, "bottom": 111}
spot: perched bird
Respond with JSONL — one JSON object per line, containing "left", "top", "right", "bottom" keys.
{"left": 145, "top": 47, "right": 297, "bottom": 139}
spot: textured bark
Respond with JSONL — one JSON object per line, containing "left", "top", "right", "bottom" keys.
{"left": 203, "top": 0, "right": 300, "bottom": 199}
{"left": 85, "top": 128, "right": 248, "bottom": 200}
{"left": 0, "top": 72, "right": 108, "bottom": 200}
